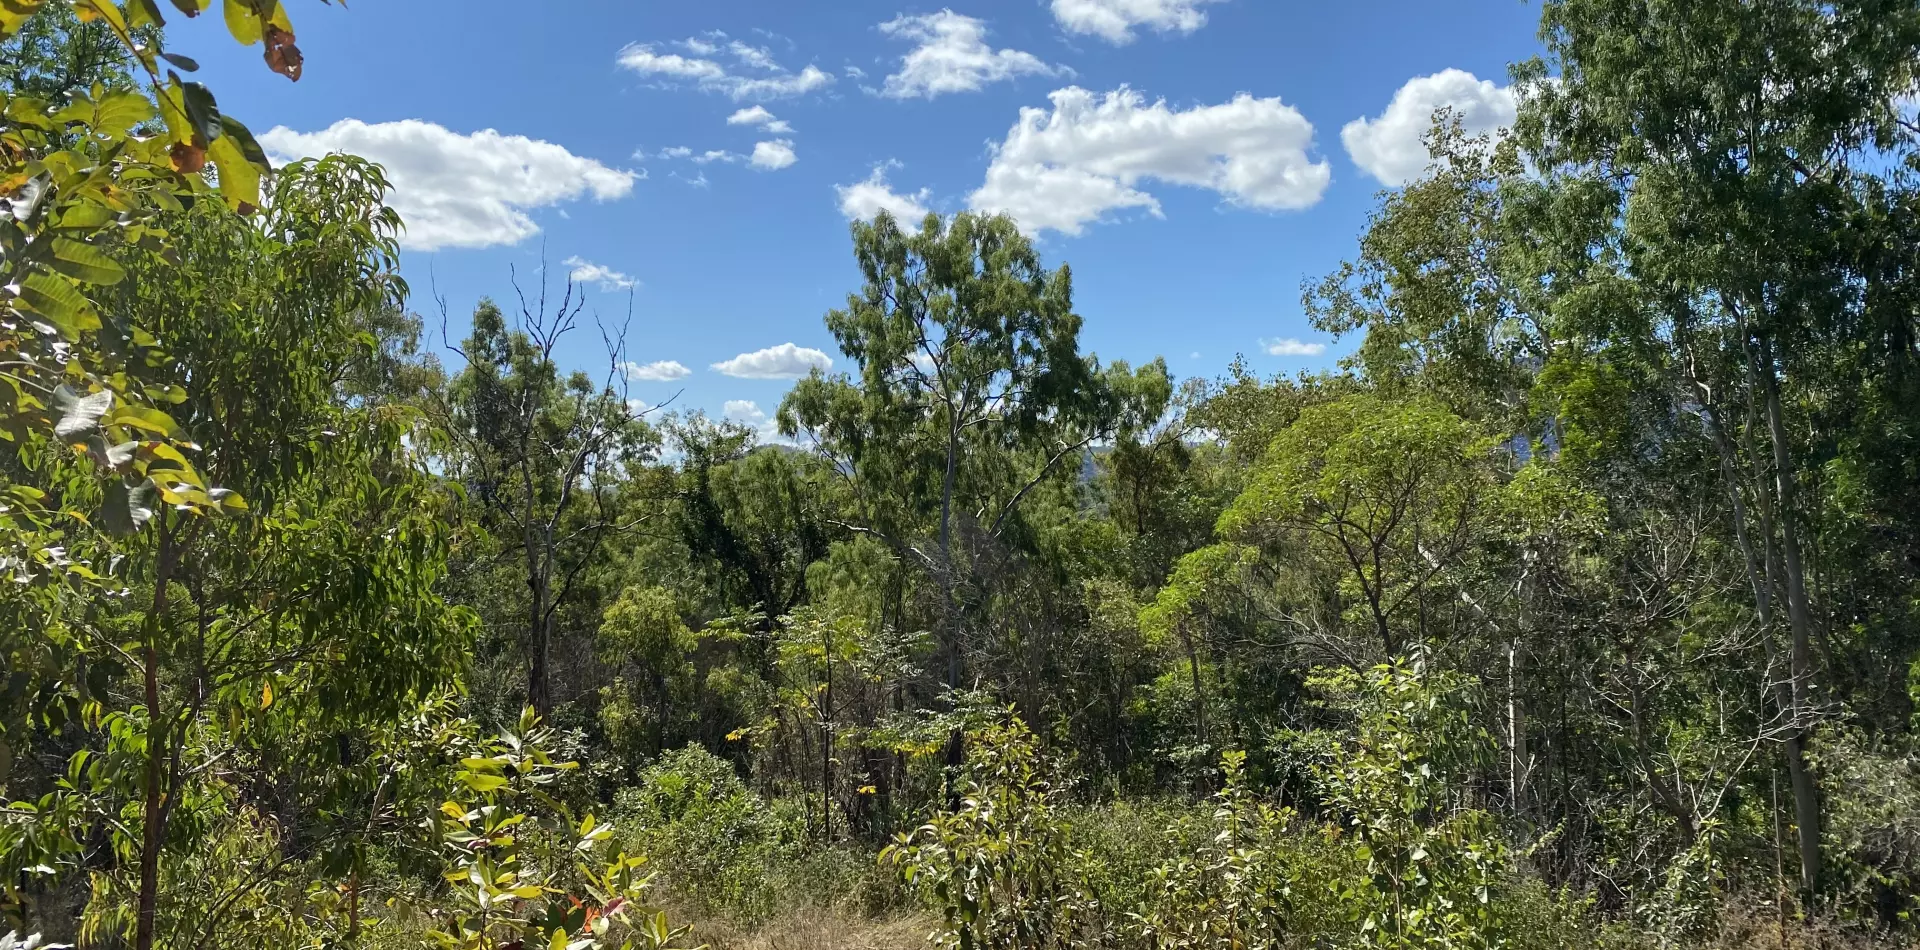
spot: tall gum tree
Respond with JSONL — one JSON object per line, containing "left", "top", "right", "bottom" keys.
{"left": 1518, "top": 0, "right": 1920, "bottom": 901}
{"left": 780, "top": 211, "right": 1169, "bottom": 764}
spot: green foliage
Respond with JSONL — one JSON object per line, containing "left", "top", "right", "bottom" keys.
{"left": 614, "top": 746, "right": 792, "bottom": 921}
{"left": 1126, "top": 751, "right": 1325, "bottom": 949}
{"left": 1305, "top": 661, "right": 1512, "bottom": 948}
{"left": 884, "top": 717, "right": 1089, "bottom": 950}
{"left": 429, "top": 708, "right": 695, "bottom": 950}
{"left": 9, "top": 5, "right": 1920, "bottom": 948}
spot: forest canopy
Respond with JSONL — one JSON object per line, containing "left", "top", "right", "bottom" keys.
{"left": 4, "top": 1, "right": 1920, "bottom": 949}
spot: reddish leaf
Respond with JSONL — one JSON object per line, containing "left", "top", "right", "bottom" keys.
{"left": 169, "top": 142, "right": 206, "bottom": 173}
{"left": 263, "top": 25, "right": 302, "bottom": 81}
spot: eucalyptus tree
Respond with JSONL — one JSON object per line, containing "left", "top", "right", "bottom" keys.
{"left": 1515, "top": 0, "right": 1920, "bottom": 900}
{"left": 431, "top": 286, "right": 655, "bottom": 718}
{"left": 669, "top": 417, "right": 840, "bottom": 634}
{"left": 0, "top": 156, "right": 472, "bottom": 947}
{"left": 779, "top": 211, "right": 1170, "bottom": 711}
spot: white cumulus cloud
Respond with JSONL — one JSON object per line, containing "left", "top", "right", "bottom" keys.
{"left": 1342, "top": 69, "right": 1517, "bottom": 186}
{"left": 712, "top": 343, "right": 835, "bottom": 379}
{"left": 622, "top": 360, "right": 692, "bottom": 382}
{"left": 969, "top": 86, "right": 1330, "bottom": 236}
{"left": 618, "top": 32, "right": 834, "bottom": 101}
{"left": 836, "top": 164, "right": 933, "bottom": 221}
{"left": 727, "top": 105, "right": 794, "bottom": 134}
{"left": 564, "top": 256, "right": 636, "bottom": 291}
{"left": 1051, "top": 0, "right": 1222, "bottom": 44}
{"left": 751, "top": 139, "right": 798, "bottom": 170}
{"left": 258, "top": 120, "right": 636, "bottom": 251}
{"left": 1262, "top": 337, "right": 1326, "bottom": 357}
{"left": 879, "top": 11, "right": 1063, "bottom": 99}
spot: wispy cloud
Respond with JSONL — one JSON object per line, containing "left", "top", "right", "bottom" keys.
{"left": 1261, "top": 337, "right": 1327, "bottom": 357}
{"left": 618, "top": 30, "right": 834, "bottom": 100}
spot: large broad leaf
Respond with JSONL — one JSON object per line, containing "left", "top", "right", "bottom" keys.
{"left": 72, "top": 0, "right": 128, "bottom": 33}
{"left": 157, "top": 76, "right": 194, "bottom": 147}
{"left": 208, "top": 134, "right": 261, "bottom": 212}
{"left": 101, "top": 480, "right": 158, "bottom": 536}
{"left": 105, "top": 403, "right": 182, "bottom": 439}
{"left": 222, "top": 0, "right": 261, "bottom": 44}
{"left": 0, "top": 0, "right": 48, "bottom": 39}
{"left": 90, "top": 91, "right": 156, "bottom": 143}
{"left": 49, "top": 238, "right": 127, "bottom": 285}
{"left": 218, "top": 115, "right": 269, "bottom": 167}
{"left": 18, "top": 271, "right": 102, "bottom": 335}
{"left": 50, "top": 387, "right": 114, "bottom": 442}
{"left": 459, "top": 772, "right": 510, "bottom": 793}
{"left": 179, "top": 82, "right": 222, "bottom": 146}
{"left": 129, "top": 0, "right": 167, "bottom": 29}
{"left": 263, "top": 24, "right": 301, "bottom": 81}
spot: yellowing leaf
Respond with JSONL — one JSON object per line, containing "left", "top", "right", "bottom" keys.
{"left": 73, "top": 0, "right": 127, "bottom": 33}
{"left": 260, "top": 679, "right": 273, "bottom": 709}
{"left": 459, "top": 772, "right": 509, "bottom": 793}
{"left": 0, "top": 0, "right": 51, "bottom": 39}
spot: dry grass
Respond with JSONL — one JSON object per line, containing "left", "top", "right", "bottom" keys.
{"left": 1701, "top": 904, "right": 1909, "bottom": 950}
{"left": 686, "top": 908, "right": 934, "bottom": 950}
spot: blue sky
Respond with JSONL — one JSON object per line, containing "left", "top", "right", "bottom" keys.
{"left": 182, "top": 0, "right": 1542, "bottom": 435}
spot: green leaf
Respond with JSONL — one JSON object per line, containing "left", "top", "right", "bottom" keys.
{"left": 52, "top": 202, "right": 116, "bottom": 232}
{"left": 459, "top": 772, "right": 509, "bottom": 793}
{"left": 168, "top": 0, "right": 210, "bottom": 15}
{"left": 208, "top": 133, "right": 261, "bottom": 211}
{"left": 157, "top": 76, "right": 194, "bottom": 146}
{"left": 129, "top": 0, "right": 167, "bottom": 29}
{"left": 72, "top": 0, "right": 128, "bottom": 33}
{"left": 161, "top": 52, "right": 201, "bottom": 72}
{"left": 20, "top": 271, "right": 102, "bottom": 334}
{"left": 101, "top": 479, "right": 157, "bottom": 536}
{"left": 91, "top": 91, "right": 156, "bottom": 141}
{"left": 49, "top": 238, "right": 128, "bottom": 285}
{"left": 180, "top": 81, "right": 222, "bottom": 146}
{"left": 222, "top": 0, "right": 261, "bottom": 44}
{"left": 0, "top": 0, "right": 49, "bottom": 40}
{"left": 104, "top": 403, "right": 182, "bottom": 438}
{"left": 217, "top": 115, "right": 269, "bottom": 167}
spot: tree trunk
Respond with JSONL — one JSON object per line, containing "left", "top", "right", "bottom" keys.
{"left": 135, "top": 515, "right": 176, "bottom": 950}
{"left": 527, "top": 527, "right": 552, "bottom": 718}
{"left": 1177, "top": 620, "right": 1209, "bottom": 758}
{"left": 939, "top": 416, "right": 965, "bottom": 798}
{"left": 1758, "top": 336, "right": 1822, "bottom": 901}
{"left": 1509, "top": 638, "right": 1527, "bottom": 815}
{"left": 1689, "top": 318, "right": 1821, "bottom": 907}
